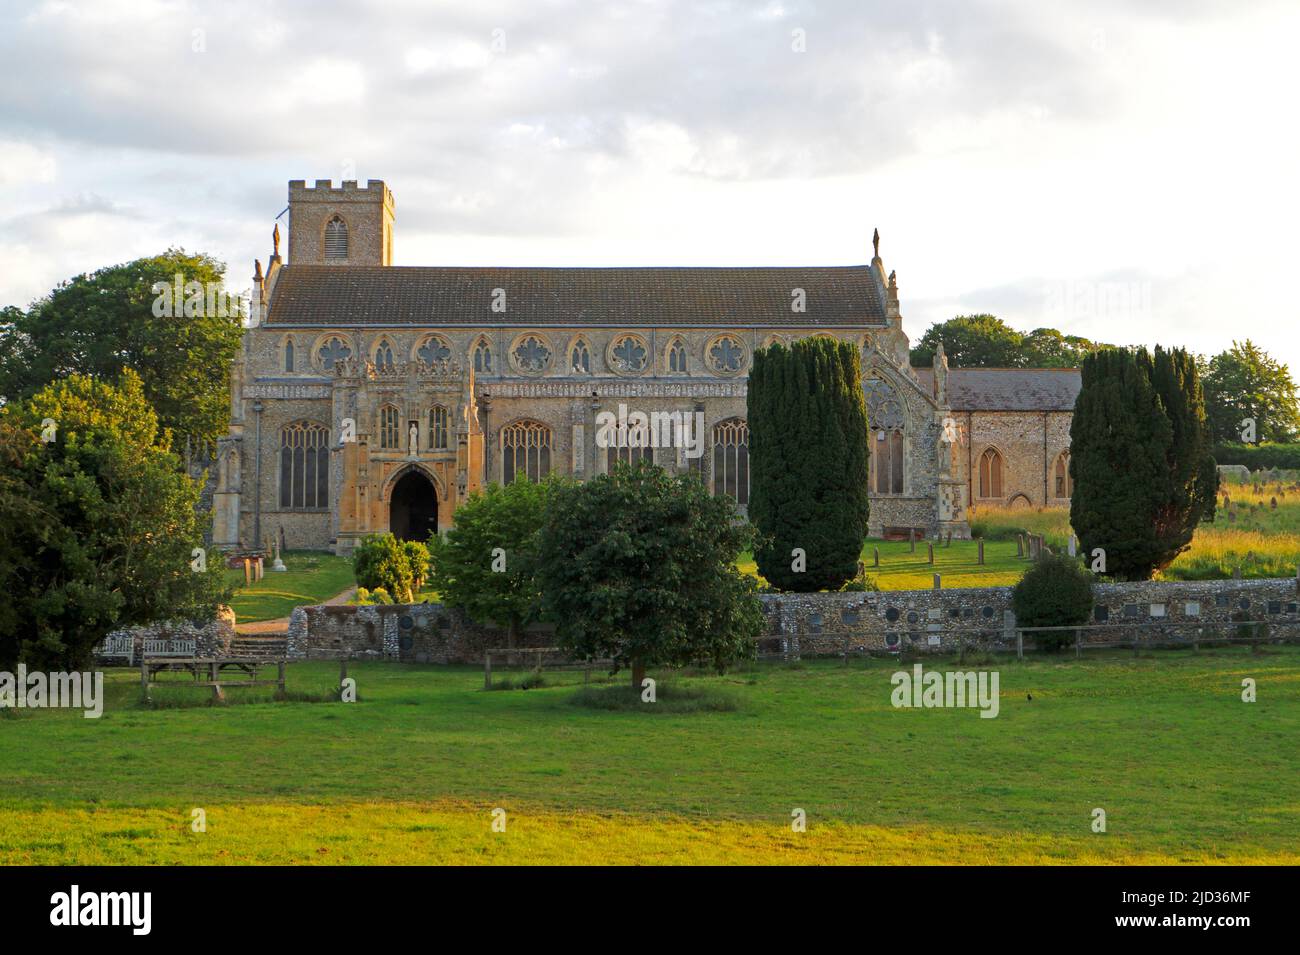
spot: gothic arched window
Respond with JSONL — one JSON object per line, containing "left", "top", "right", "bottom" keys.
{"left": 429, "top": 405, "right": 449, "bottom": 450}
{"left": 284, "top": 339, "right": 294, "bottom": 373}
{"left": 668, "top": 339, "right": 687, "bottom": 374}
{"left": 374, "top": 338, "right": 396, "bottom": 370}
{"left": 501, "top": 420, "right": 552, "bottom": 484}
{"left": 379, "top": 404, "right": 402, "bottom": 450}
{"left": 473, "top": 340, "right": 493, "bottom": 374}
{"left": 324, "top": 216, "right": 348, "bottom": 261}
{"left": 864, "top": 378, "right": 905, "bottom": 495}
{"left": 571, "top": 339, "right": 591, "bottom": 374}
{"left": 606, "top": 414, "right": 653, "bottom": 472}
{"left": 712, "top": 418, "right": 749, "bottom": 506}
{"left": 979, "top": 448, "right": 1004, "bottom": 499}
{"left": 279, "top": 421, "right": 329, "bottom": 509}
{"left": 1054, "top": 450, "right": 1073, "bottom": 498}
{"left": 872, "top": 429, "right": 905, "bottom": 495}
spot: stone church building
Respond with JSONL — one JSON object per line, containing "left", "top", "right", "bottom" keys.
{"left": 212, "top": 179, "right": 1080, "bottom": 556}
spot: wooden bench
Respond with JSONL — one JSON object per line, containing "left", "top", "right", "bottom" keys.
{"left": 140, "top": 656, "right": 286, "bottom": 701}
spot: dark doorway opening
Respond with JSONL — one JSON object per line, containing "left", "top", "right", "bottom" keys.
{"left": 390, "top": 469, "right": 438, "bottom": 542}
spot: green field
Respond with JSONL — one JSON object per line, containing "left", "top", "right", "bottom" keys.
{"left": 2, "top": 651, "right": 1297, "bottom": 864}
{"left": 225, "top": 551, "right": 355, "bottom": 622}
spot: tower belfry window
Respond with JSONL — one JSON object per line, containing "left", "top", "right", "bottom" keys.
{"left": 324, "top": 216, "right": 348, "bottom": 261}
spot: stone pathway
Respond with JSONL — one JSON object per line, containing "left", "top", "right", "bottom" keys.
{"left": 235, "top": 586, "right": 357, "bottom": 635}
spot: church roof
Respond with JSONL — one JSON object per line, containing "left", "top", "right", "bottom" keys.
{"left": 265, "top": 265, "right": 888, "bottom": 327}
{"left": 913, "top": 367, "right": 1081, "bottom": 412}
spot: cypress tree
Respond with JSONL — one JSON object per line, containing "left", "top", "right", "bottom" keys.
{"left": 1070, "top": 346, "right": 1216, "bottom": 580}
{"left": 748, "top": 337, "right": 870, "bottom": 591}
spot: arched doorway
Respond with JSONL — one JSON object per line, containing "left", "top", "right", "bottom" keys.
{"left": 389, "top": 469, "right": 438, "bottom": 542}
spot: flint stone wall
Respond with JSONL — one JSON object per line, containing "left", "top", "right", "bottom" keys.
{"left": 286, "top": 602, "right": 554, "bottom": 663}
{"left": 761, "top": 577, "right": 1300, "bottom": 656}
{"left": 283, "top": 578, "right": 1300, "bottom": 663}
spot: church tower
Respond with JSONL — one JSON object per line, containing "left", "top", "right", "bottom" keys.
{"left": 286, "top": 179, "right": 395, "bottom": 266}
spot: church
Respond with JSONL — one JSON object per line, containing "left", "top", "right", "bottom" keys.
{"left": 212, "top": 179, "right": 1080, "bottom": 556}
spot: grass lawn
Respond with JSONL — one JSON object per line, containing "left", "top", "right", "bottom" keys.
{"left": 225, "top": 551, "right": 355, "bottom": 622}
{"left": 2, "top": 650, "right": 1297, "bottom": 864}
{"left": 740, "top": 537, "right": 1029, "bottom": 590}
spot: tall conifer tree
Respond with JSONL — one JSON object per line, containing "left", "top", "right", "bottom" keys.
{"left": 748, "top": 338, "right": 870, "bottom": 591}
{"left": 1070, "top": 346, "right": 1216, "bottom": 580}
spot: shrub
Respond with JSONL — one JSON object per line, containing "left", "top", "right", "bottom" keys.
{"left": 352, "top": 533, "right": 415, "bottom": 603}
{"left": 1011, "top": 553, "right": 1094, "bottom": 651}
{"left": 369, "top": 587, "right": 393, "bottom": 605}
{"left": 1212, "top": 442, "right": 1300, "bottom": 471}
{"left": 403, "top": 540, "right": 431, "bottom": 592}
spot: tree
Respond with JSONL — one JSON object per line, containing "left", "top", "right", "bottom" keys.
{"left": 1069, "top": 346, "right": 1216, "bottom": 580}
{"left": 1011, "top": 554, "right": 1094, "bottom": 651}
{"left": 747, "top": 337, "right": 870, "bottom": 591}
{"left": 1201, "top": 340, "right": 1300, "bottom": 444}
{"left": 537, "top": 461, "right": 762, "bottom": 687}
{"left": 0, "top": 250, "right": 244, "bottom": 466}
{"left": 909, "top": 314, "right": 1110, "bottom": 368}
{"left": 430, "top": 477, "right": 552, "bottom": 652}
{"left": 0, "top": 371, "right": 229, "bottom": 669}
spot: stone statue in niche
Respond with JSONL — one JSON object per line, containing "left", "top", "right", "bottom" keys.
{"left": 408, "top": 422, "right": 418, "bottom": 457}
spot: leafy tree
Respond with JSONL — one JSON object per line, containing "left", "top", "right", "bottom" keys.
{"left": 1069, "top": 346, "right": 1216, "bottom": 580}
{"left": 1201, "top": 340, "right": 1300, "bottom": 444}
{"left": 0, "top": 250, "right": 244, "bottom": 465}
{"left": 429, "top": 477, "right": 552, "bottom": 651}
{"left": 352, "top": 533, "right": 416, "bottom": 603}
{"left": 1011, "top": 554, "right": 1094, "bottom": 651}
{"left": 0, "top": 371, "right": 229, "bottom": 669}
{"left": 747, "top": 337, "right": 870, "bottom": 591}
{"left": 537, "top": 461, "right": 762, "bottom": 687}
{"left": 910, "top": 314, "right": 1110, "bottom": 368}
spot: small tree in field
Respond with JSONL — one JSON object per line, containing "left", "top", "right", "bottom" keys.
{"left": 429, "top": 477, "right": 552, "bottom": 651}
{"left": 538, "top": 461, "right": 763, "bottom": 687}
{"left": 1012, "top": 554, "right": 1095, "bottom": 652}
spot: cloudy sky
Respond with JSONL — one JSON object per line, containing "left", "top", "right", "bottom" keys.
{"left": 2, "top": 0, "right": 1297, "bottom": 361}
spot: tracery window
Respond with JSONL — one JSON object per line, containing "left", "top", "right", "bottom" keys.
{"left": 318, "top": 337, "right": 352, "bottom": 371}
{"left": 571, "top": 339, "right": 591, "bottom": 374}
{"left": 708, "top": 336, "right": 745, "bottom": 374}
{"left": 668, "top": 339, "right": 687, "bottom": 373}
{"left": 417, "top": 336, "right": 451, "bottom": 365}
{"left": 430, "top": 405, "right": 449, "bottom": 450}
{"left": 473, "top": 340, "right": 493, "bottom": 374}
{"left": 610, "top": 335, "right": 648, "bottom": 374}
{"left": 712, "top": 418, "right": 749, "bottom": 506}
{"left": 501, "top": 420, "right": 552, "bottom": 484}
{"left": 374, "top": 338, "right": 396, "bottom": 370}
{"left": 512, "top": 335, "right": 552, "bottom": 374}
{"left": 379, "top": 404, "right": 402, "bottom": 450}
{"left": 279, "top": 421, "right": 329, "bottom": 509}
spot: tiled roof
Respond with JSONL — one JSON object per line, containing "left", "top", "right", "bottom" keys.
{"left": 912, "top": 367, "right": 1081, "bottom": 412}
{"left": 265, "top": 265, "right": 887, "bottom": 327}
